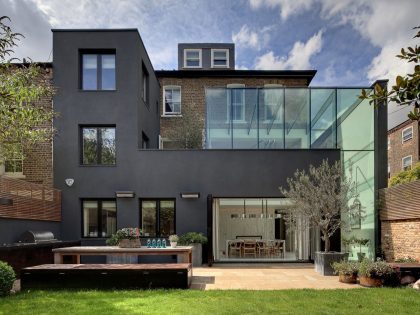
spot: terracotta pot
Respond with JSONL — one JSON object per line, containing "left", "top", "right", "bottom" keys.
{"left": 118, "top": 239, "right": 141, "bottom": 248}
{"left": 339, "top": 273, "right": 358, "bottom": 284}
{"left": 359, "top": 276, "right": 383, "bottom": 287}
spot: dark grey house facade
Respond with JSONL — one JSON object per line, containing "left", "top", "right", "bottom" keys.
{"left": 1, "top": 28, "right": 387, "bottom": 265}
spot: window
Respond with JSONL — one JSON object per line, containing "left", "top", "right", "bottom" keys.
{"left": 81, "top": 51, "right": 115, "bottom": 90}
{"left": 82, "top": 199, "right": 117, "bottom": 238}
{"left": 264, "top": 84, "right": 283, "bottom": 121}
{"left": 184, "top": 49, "right": 202, "bottom": 68}
{"left": 388, "top": 165, "right": 391, "bottom": 179}
{"left": 402, "top": 126, "right": 413, "bottom": 142}
{"left": 227, "top": 84, "right": 245, "bottom": 121}
{"left": 211, "top": 49, "right": 229, "bottom": 68}
{"left": 163, "top": 86, "right": 181, "bottom": 116}
{"left": 402, "top": 155, "right": 412, "bottom": 171}
{"left": 81, "top": 126, "right": 116, "bottom": 165}
{"left": 142, "top": 62, "right": 149, "bottom": 106}
{"left": 142, "top": 132, "right": 149, "bottom": 149}
{"left": 140, "top": 199, "right": 175, "bottom": 237}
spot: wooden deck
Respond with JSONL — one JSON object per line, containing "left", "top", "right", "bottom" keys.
{"left": 21, "top": 263, "right": 192, "bottom": 290}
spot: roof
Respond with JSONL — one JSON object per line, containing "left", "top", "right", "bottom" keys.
{"left": 155, "top": 69, "right": 317, "bottom": 84}
{"left": 388, "top": 118, "right": 418, "bottom": 134}
{"left": 8, "top": 62, "right": 52, "bottom": 68}
{"left": 51, "top": 29, "right": 138, "bottom": 32}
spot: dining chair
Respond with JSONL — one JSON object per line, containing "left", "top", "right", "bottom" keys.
{"left": 271, "top": 240, "right": 285, "bottom": 258}
{"left": 257, "top": 240, "right": 271, "bottom": 258}
{"left": 229, "top": 240, "right": 242, "bottom": 258}
{"left": 242, "top": 240, "right": 257, "bottom": 258}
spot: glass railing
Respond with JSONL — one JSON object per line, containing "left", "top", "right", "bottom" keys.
{"left": 205, "top": 87, "right": 373, "bottom": 151}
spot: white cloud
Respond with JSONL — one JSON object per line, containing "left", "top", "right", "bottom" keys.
{"left": 232, "top": 24, "right": 272, "bottom": 50}
{"left": 249, "top": 0, "right": 314, "bottom": 21}
{"left": 255, "top": 30, "right": 323, "bottom": 70}
{"left": 236, "top": 65, "right": 249, "bottom": 70}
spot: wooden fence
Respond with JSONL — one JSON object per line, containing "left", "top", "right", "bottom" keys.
{"left": 0, "top": 175, "right": 61, "bottom": 221}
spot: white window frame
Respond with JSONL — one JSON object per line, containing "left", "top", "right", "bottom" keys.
{"left": 264, "top": 84, "right": 283, "bottom": 122}
{"left": 163, "top": 85, "right": 182, "bottom": 116}
{"left": 402, "top": 155, "right": 412, "bottom": 171}
{"left": 183, "top": 49, "right": 202, "bottom": 68}
{"left": 4, "top": 156, "right": 25, "bottom": 178}
{"left": 227, "top": 84, "right": 245, "bottom": 122}
{"left": 387, "top": 137, "right": 390, "bottom": 150}
{"left": 211, "top": 49, "right": 229, "bottom": 68}
{"left": 402, "top": 126, "right": 413, "bottom": 143}
{"left": 388, "top": 165, "right": 391, "bottom": 179}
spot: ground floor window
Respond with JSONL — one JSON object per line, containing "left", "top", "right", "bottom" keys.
{"left": 82, "top": 199, "right": 117, "bottom": 238}
{"left": 140, "top": 199, "right": 175, "bottom": 237}
{"left": 213, "top": 198, "right": 317, "bottom": 261}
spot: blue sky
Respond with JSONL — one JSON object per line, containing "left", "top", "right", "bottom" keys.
{"left": 1, "top": 0, "right": 419, "bottom": 126}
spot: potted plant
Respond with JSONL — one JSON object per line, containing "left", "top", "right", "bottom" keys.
{"left": 169, "top": 234, "right": 179, "bottom": 248}
{"left": 178, "top": 232, "right": 208, "bottom": 267}
{"left": 358, "top": 258, "right": 394, "bottom": 287}
{"left": 106, "top": 227, "right": 142, "bottom": 248}
{"left": 280, "top": 160, "right": 359, "bottom": 275}
{"left": 332, "top": 260, "right": 359, "bottom": 283}
{"left": 353, "top": 237, "right": 370, "bottom": 262}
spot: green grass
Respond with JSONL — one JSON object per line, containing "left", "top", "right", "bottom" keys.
{"left": 0, "top": 288, "right": 418, "bottom": 315}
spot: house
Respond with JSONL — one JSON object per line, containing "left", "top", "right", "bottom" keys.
{"left": 0, "top": 29, "right": 388, "bottom": 264}
{"left": 387, "top": 119, "right": 420, "bottom": 178}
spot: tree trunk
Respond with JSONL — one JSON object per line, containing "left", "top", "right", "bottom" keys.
{"left": 323, "top": 232, "right": 330, "bottom": 252}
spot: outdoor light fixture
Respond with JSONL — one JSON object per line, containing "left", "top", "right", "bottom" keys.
{"left": 0, "top": 198, "right": 13, "bottom": 206}
{"left": 65, "top": 178, "right": 74, "bottom": 187}
{"left": 115, "top": 191, "right": 135, "bottom": 198}
{"left": 180, "top": 192, "right": 200, "bottom": 199}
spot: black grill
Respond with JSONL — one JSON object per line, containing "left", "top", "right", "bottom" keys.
{"left": 18, "top": 231, "right": 56, "bottom": 244}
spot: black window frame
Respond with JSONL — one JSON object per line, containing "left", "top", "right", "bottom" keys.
{"left": 139, "top": 198, "right": 176, "bottom": 238}
{"left": 142, "top": 62, "right": 149, "bottom": 107}
{"left": 80, "top": 49, "right": 116, "bottom": 91}
{"left": 80, "top": 125, "right": 116, "bottom": 166}
{"left": 81, "top": 198, "right": 117, "bottom": 238}
{"left": 141, "top": 131, "right": 149, "bottom": 149}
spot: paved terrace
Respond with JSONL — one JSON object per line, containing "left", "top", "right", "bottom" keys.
{"left": 191, "top": 264, "right": 361, "bottom": 290}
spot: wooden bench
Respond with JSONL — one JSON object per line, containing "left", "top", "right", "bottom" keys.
{"left": 21, "top": 263, "right": 192, "bottom": 290}
{"left": 389, "top": 263, "right": 420, "bottom": 278}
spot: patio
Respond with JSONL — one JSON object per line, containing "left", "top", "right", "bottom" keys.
{"left": 191, "top": 263, "right": 361, "bottom": 290}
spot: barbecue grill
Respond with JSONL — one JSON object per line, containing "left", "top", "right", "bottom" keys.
{"left": 17, "top": 230, "right": 57, "bottom": 244}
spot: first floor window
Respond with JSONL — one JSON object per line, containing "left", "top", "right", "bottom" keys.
{"left": 402, "top": 126, "right": 413, "bottom": 142}
{"left": 140, "top": 199, "right": 175, "bottom": 237}
{"left": 81, "top": 126, "right": 116, "bottom": 165}
{"left": 163, "top": 86, "right": 181, "bottom": 115}
{"left": 82, "top": 199, "right": 117, "bottom": 237}
{"left": 402, "top": 155, "right": 412, "bottom": 171}
{"left": 142, "top": 62, "right": 149, "bottom": 106}
{"left": 5, "top": 157, "right": 23, "bottom": 174}
{"left": 81, "top": 52, "right": 116, "bottom": 90}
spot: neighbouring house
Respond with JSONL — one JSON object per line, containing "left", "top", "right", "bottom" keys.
{"left": 387, "top": 119, "right": 420, "bottom": 179}
{"left": 0, "top": 29, "right": 388, "bottom": 264}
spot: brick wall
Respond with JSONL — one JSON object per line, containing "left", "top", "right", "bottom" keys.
{"left": 1, "top": 67, "right": 54, "bottom": 188}
{"left": 381, "top": 219, "right": 420, "bottom": 261}
{"left": 158, "top": 76, "right": 308, "bottom": 147}
{"left": 388, "top": 120, "right": 420, "bottom": 178}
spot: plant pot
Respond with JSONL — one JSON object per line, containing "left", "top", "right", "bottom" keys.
{"left": 118, "top": 239, "right": 141, "bottom": 248}
{"left": 357, "top": 252, "right": 366, "bottom": 262}
{"left": 170, "top": 242, "right": 177, "bottom": 248}
{"left": 339, "top": 273, "right": 358, "bottom": 284}
{"left": 315, "top": 252, "right": 349, "bottom": 276}
{"left": 359, "top": 276, "right": 383, "bottom": 287}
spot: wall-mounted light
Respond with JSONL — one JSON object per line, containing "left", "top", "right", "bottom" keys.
{"left": 65, "top": 178, "right": 74, "bottom": 187}
{"left": 180, "top": 192, "right": 200, "bottom": 199}
{"left": 0, "top": 198, "right": 13, "bottom": 206}
{"left": 116, "top": 191, "right": 135, "bottom": 198}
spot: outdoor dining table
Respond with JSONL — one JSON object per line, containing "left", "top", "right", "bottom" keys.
{"left": 52, "top": 246, "right": 193, "bottom": 264}
{"left": 226, "top": 239, "right": 286, "bottom": 258}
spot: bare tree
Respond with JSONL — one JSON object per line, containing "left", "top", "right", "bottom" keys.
{"left": 280, "top": 160, "right": 358, "bottom": 252}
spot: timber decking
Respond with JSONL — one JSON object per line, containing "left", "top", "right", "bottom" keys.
{"left": 21, "top": 263, "right": 192, "bottom": 289}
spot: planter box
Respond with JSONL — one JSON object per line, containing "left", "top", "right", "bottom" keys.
{"left": 315, "top": 252, "right": 349, "bottom": 276}
{"left": 177, "top": 243, "right": 202, "bottom": 267}
{"left": 118, "top": 239, "right": 141, "bottom": 248}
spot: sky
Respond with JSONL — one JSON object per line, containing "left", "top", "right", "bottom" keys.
{"left": 1, "top": 0, "right": 419, "bottom": 128}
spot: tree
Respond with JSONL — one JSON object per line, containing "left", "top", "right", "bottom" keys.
{"left": 360, "top": 26, "right": 420, "bottom": 120}
{"left": 165, "top": 107, "right": 203, "bottom": 149}
{"left": 280, "top": 160, "right": 358, "bottom": 252}
{"left": 0, "top": 16, "right": 56, "bottom": 163}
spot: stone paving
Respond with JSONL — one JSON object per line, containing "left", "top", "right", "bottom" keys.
{"left": 191, "top": 263, "right": 362, "bottom": 290}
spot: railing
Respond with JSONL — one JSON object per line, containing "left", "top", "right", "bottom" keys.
{"left": 0, "top": 175, "right": 61, "bottom": 221}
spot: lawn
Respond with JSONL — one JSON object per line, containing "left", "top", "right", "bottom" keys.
{"left": 0, "top": 288, "right": 418, "bottom": 315}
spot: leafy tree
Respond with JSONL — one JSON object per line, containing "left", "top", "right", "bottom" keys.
{"left": 280, "top": 160, "right": 359, "bottom": 252}
{"left": 0, "top": 16, "right": 56, "bottom": 162}
{"left": 389, "top": 162, "right": 420, "bottom": 187}
{"left": 360, "top": 26, "right": 419, "bottom": 120}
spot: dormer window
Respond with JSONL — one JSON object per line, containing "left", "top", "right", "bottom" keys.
{"left": 211, "top": 49, "right": 229, "bottom": 68}
{"left": 184, "top": 49, "right": 202, "bottom": 68}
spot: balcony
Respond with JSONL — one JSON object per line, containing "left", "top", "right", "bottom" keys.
{"left": 205, "top": 87, "right": 374, "bottom": 151}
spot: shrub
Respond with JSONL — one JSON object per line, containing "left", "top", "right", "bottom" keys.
{"left": 389, "top": 163, "right": 420, "bottom": 187}
{"left": 168, "top": 234, "right": 179, "bottom": 242}
{"left": 395, "top": 256, "right": 419, "bottom": 263}
{"left": 106, "top": 228, "right": 142, "bottom": 245}
{"left": 358, "top": 258, "right": 394, "bottom": 279}
{"left": 178, "top": 232, "right": 208, "bottom": 245}
{"left": 332, "top": 260, "right": 359, "bottom": 276}
{"left": 0, "top": 261, "right": 15, "bottom": 296}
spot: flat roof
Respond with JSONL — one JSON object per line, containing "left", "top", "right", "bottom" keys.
{"left": 51, "top": 29, "right": 138, "bottom": 32}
